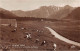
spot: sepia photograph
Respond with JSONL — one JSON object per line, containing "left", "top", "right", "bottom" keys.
{"left": 0, "top": 0, "right": 80, "bottom": 51}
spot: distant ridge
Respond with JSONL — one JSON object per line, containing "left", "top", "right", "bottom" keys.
{"left": 1, "top": 5, "right": 79, "bottom": 20}
{"left": 49, "top": 5, "right": 74, "bottom": 19}
{"left": 0, "top": 8, "right": 58, "bottom": 21}
{"left": 64, "top": 7, "right": 80, "bottom": 20}
{"left": 11, "top": 5, "right": 61, "bottom": 18}
{"left": 11, "top": 5, "right": 74, "bottom": 19}
{"left": 0, "top": 8, "right": 18, "bottom": 19}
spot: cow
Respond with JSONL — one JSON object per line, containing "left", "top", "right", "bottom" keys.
{"left": 41, "top": 40, "right": 46, "bottom": 46}
{"left": 53, "top": 43, "right": 57, "bottom": 51}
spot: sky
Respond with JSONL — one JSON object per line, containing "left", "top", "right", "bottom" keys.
{"left": 0, "top": 0, "right": 80, "bottom": 11}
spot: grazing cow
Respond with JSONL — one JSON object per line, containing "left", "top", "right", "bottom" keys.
{"left": 53, "top": 43, "right": 57, "bottom": 51}
{"left": 11, "top": 29, "right": 17, "bottom": 32}
{"left": 41, "top": 41, "right": 46, "bottom": 46}
{"left": 21, "top": 27, "right": 26, "bottom": 30}
{"left": 36, "top": 30, "right": 39, "bottom": 32}
{"left": 35, "top": 39, "right": 39, "bottom": 43}
{"left": 38, "top": 31, "right": 43, "bottom": 33}
{"left": 26, "top": 34, "right": 31, "bottom": 39}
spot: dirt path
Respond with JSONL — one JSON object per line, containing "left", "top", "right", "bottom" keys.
{"left": 45, "top": 27, "right": 80, "bottom": 47}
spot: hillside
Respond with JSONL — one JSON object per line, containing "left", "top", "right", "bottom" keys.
{"left": 0, "top": 8, "right": 18, "bottom": 19}
{"left": 49, "top": 5, "right": 74, "bottom": 19}
{"left": 11, "top": 5, "right": 74, "bottom": 19}
{"left": 64, "top": 7, "right": 80, "bottom": 20}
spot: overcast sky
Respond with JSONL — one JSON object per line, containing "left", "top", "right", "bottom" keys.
{"left": 0, "top": 0, "right": 80, "bottom": 11}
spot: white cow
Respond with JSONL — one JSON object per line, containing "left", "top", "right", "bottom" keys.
{"left": 26, "top": 34, "right": 31, "bottom": 39}
{"left": 41, "top": 41, "right": 46, "bottom": 46}
{"left": 53, "top": 43, "right": 57, "bottom": 50}
{"left": 21, "top": 27, "right": 26, "bottom": 30}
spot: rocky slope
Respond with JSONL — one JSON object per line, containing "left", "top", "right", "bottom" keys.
{"left": 64, "top": 7, "right": 80, "bottom": 20}
{"left": 49, "top": 5, "right": 74, "bottom": 19}
{"left": 0, "top": 8, "right": 17, "bottom": 19}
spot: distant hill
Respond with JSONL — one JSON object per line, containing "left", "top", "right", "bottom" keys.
{"left": 49, "top": 5, "right": 74, "bottom": 19}
{"left": 11, "top": 5, "right": 74, "bottom": 19}
{"left": 64, "top": 7, "right": 80, "bottom": 20}
{"left": 11, "top": 5, "right": 62, "bottom": 18}
{"left": 0, "top": 8, "right": 18, "bottom": 19}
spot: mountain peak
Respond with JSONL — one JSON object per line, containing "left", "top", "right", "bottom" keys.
{"left": 64, "top": 5, "right": 72, "bottom": 8}
{"left": 64, "top": 7, "right": 80, "bottom": 20}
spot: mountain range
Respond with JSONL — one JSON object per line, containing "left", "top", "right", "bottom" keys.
{"left": 11, "top": 5, "right": 75, "bottom": 19}
{"left": 0, "top": 5, "right": 80, "bottom": 20}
